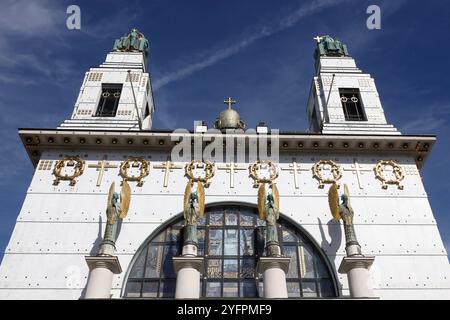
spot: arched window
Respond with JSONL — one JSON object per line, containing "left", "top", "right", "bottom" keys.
{"left": 123, "top": 205, "right": 338, "bottom": 298}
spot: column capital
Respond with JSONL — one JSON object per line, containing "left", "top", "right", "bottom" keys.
{"left": 85, "top": 255, "right": 122, "bottom": 274}
{"left": 257, "top": 256, "right": 290, "bottom": 274}
{"left": 338, "top": 255, "right": 375, "bottom": 274}
{"left": 173, "top": 256, "right": 205, "bottom": 273}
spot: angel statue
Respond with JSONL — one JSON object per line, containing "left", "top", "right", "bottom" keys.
{"left": 328, "top": 183, "right": 362, "bottom": 256}
{"left": 258, "top": 182, "right": 281, "bottom": 256}
{"left": 98, "top": 181, "right": 131, "bottom": 256}
{"left": 183, "top": 180, "right": 205, "bottom": 246}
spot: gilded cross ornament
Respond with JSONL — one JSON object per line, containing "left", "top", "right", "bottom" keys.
{"left": 343, "top": 159, "right": 372, "bottom": 189}
{"left": 153, "top": 158, "right": 183, "bottom": 187}
{"left": 374, "top": 160, "right": 405, "bottom": 190}
{"left": 281, "top": 159, "right": 309, "bottom": 189}
{"left": 52, "top": 156, "right": 85, "bottom": 186}
{"left": 313, "top": 35, "right": 322, "bottom": 43}
{"left": 119, "top": 157, "right": 150, "bottom": 187}
{"left": 217, "top": 162, "right": 246, "bottom": 188}
{"left": 312, "top": 160, "right": 342, "bottom": 188}
{"left": 224, "top": 97, "right": 236, "bottom": 109}
{"left": 88, "top": 155, "right": 118, "bottom": 187}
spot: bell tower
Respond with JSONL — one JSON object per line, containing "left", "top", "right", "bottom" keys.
{"left": 306, "top": 35, "right": 399, "bottom": 135}
{"left": 58, "top": 28, "right": 155, "bottom": 131}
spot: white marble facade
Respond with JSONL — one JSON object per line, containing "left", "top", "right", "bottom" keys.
{"left": 0, "top": 146, "right": 449, "bottom": 299}
{"left": 0, "top": 35, "right": 449, "bottom": 300}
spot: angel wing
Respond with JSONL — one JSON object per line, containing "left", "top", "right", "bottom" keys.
{"left": 106, "top": 182, "right": 115, "bottom": 225}
{"left": 118, "top": 180, "right": 131, "bottom": 219}
{"left": 183, "top": 181, "right": 192, "bottom": 220}
{"left": 328, "top": 183, "right": 340, "bottom": 221}
{"left": 257, "top": 183, "right": 266, "bottom": 220}
{"left": 343, "top": 183, "right": 352, "bottom": 210}
{"left": 271, "top": 183, "right": 280, "bottom": 220}
{"left": 197, "top": 181, "right": 205, "bottom": 218}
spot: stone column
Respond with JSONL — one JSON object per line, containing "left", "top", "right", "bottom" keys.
{"left": 338, "top": 255, "right": 375, "bottom": 298}
{"left": 173, "top": 244, "right": 204, "bottom": 299}
{"left": 83, "top": 241, "right": 121, "bottom": 299}
{"left": 84, "top": 255, "right": 121, "bottom": 299}
{"left": 258, "top": 255, "right": 290, "bottom": 298}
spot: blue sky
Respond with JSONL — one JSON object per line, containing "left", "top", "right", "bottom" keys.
{"left": 0, "top": 0, "right": 449, "bottom": 260}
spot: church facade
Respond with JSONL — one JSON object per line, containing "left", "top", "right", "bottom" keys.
{"left": 0, "top": 29, "right": 449, "bottom": 299}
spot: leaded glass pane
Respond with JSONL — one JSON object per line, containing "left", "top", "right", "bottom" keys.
{"left": 240, "top": 281, "right": 257, "bottom": 297}
{"left": 299, "top": 245, "right": 315, "bottom": 278}
{"left": 142, "top": 281, "right": 158, "bottom": 298}
{"left": 208, "top": 229, "right": 223, "bottom": 255}
{"left": 319, "top": 279, "right": 334, "bottom": 297}
{"left": 209, "top": 213, "right": 223, "bottom": 226}
{"left": 256, "top": 216, "right": 266, "bottom": 226}
{"left": 316, "top": 259, "right": 331, "bottom": 278}
{"left": 224, "top": 229, "right": 238, "bottom": 255}
{"left": 240, "top": 229, "right": 254, "bottom": 255}
{"left": 125, "top": 281, "right": 141, "bottom": 298}
{"left": 152, "top": 230, "right": 165, "bottom": 242}
{"left": 302, "top": 281, "right": 318, "bottom": 297}
{"left": 282, "top": 228, "right": 298, "bottom": 242}
{"left": 223, "top": 259, "right": 238, "bottom": 278}
{"left": 240, "top": 258, "right": 255, "bottom": 278}
{"left": 206, "top": 282, "right": 221, "bottom": 297}
{"left": 208, "top": 259, "right": 222, "bottom": 278}
{"left": 197, "top": 215, "right": 206, "bottom": 226}
{"left": 165, "top": 227, "right": 180, "bottom": 242}
{"left": 223, "top": 282, "right": 238, "bottom": 297}
{"left": 162, "top": 244, "right": 178, "bottom": 277}
{"left": 160, "top": 280, "right": 176, "bottom": 298}
{"left": 129, "top": 248, "right": 147, "bottom": 278}
{"left": 287, "top": 282, "right": 301, "bottom": 298}
{"left": 284, "top": 246, "right": 299, "bottom": 278}
{"left": 198, "top": 229, "right": 205, "bottom": 256}
{"left": 225, "top": 213, "right": 238, "bottom": 225}
{"left": 239, "top": 213, "right": 254, "bottom": 226}
{"left": 145, "top": 245, "right": 163, "bottom": 278}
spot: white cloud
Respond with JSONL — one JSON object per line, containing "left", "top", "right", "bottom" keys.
{"left": 153, "top": 0, "right": 349, "bottom": 90}
{"left": 0, "top": 0, "right": 63, "bottom": 37}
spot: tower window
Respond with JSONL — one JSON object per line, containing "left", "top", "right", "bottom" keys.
{"left": 95, "top": 84, "right": 123, "bottom": 117}
{"left": 144, "top": 103, "right": 150, "bottom": 118}
{"left": 339, "top": 88, "right": 366, "bottom": 121}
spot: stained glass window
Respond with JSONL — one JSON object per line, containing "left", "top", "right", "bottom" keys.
{"left": 124, "top": 205, "right": 338, "bottom": 298}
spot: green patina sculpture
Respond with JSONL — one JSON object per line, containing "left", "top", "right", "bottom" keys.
{"left": 183, "top": 181, "right": 205, "bottom": 247}
{"left": 99, "top": 182, "right": 131, "bottom": 255}
{"left": 315, "top": 35, "right": 349, "bottom": 58}
{"left": 113, "top": 28, "right": 149, "bottom": 57}
{"left": 328, "top": 184, "right": 361, "bottom": 252}
{"left": 265, "top": 193, "right": 279, "bottom": 246}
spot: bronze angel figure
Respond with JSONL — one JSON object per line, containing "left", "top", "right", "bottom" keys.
{"left": 98, "top": 181, "right": 131, "bottom": 256}
{"left": 258, "top": 182, "right": 281, "bottom": 256}
{"left": 182, "top": 180, "right": 205, "bottom": 246}
{"left": 328, "top": 183, "right": 361, "bottom": 255}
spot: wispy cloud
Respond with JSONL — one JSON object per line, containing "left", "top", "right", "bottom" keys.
{"left": 153, "top": 0, "right": 350, "bottom": 90}
{"left": 400, "top": 104, "right": 450, "bottom": 134}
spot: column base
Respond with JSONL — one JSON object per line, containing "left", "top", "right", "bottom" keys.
{"left": 85, "top": 255, "right": 122, "bottom": 274}
{"left": 257, "top": 257, "right": 290, "bottom": 299}
{"left": 173, "top": 256, "right": 204, "bottom": 299}
{"left": 83, "top": 255, "right": 122, "bottom": 299}
{"left": 338, "top": 255, "right": 376, "bottom": 299}
{"left": 338, "top": 255, "right": 375, "bottom": 273}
